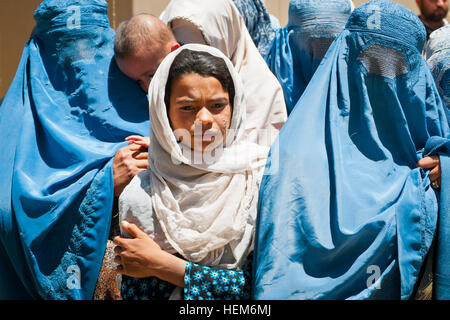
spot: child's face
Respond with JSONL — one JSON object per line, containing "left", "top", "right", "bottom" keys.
{"left": 168, "top": 73, "right": 232, "bottom": 152}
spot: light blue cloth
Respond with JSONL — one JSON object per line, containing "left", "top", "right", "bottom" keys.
{"left": 265, "top": 0, "right": 352, "bottom": 114}
{"left": 425, "top": 25, "right": 450, "bottom": 299}
{"left": 0, "top": 0, "right": 149, "bottom": 299}
{"left": 253, "top": 0, "right": 450, "bottom": 300}
{"left": 426, "top": 25, "right": 450, "bottom": 109}
{"left": 232, "top": 0, "right": 276, "bottom": 57}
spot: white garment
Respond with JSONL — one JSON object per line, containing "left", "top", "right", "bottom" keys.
{"left": 119, "top": 44, "right": 268, "bottom": 274}
{"left": 170, "top": 19, "right": 207, "bottom": 45}
{"left": 160, "top": 0, "right": 287, "bottom": 145}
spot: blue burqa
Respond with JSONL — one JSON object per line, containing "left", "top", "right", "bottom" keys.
{"left": 425, "top": 24, "right": 450, "bottom": 300}
{"left": 232, "top": 0, "right": 277, "bottom": 57}
{"left": 426, "top": 25, "right": 450, "bottom": 109}
{"left": 0, "top": 0, "right": 149, "bottom": 299}
{"left": 253, "top": 0, "right": 450, "bottom": 300}
{"left": 265, "top": 0, "right": 352, "bottom": 114}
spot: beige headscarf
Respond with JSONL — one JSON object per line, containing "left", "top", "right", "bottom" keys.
{"left": 160, "top": 0, "right": 287, "bottom": 145}
{"left": 119, "top": 44, "right": 268, "bottom": 273}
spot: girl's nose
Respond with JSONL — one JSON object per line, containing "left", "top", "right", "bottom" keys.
{"left": 195, "top": 107, "right": 214, "bottom": 129}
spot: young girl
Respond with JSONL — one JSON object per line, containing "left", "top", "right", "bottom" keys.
{"left": 113, "top": 44, "right": 268, "bottom": 300}
{"left": 160, "top": 0, "right": 287, "bottom": 145}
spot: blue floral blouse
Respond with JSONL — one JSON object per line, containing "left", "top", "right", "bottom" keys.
{"left": 121, "top": 254, "right": 252, "bottom": 300}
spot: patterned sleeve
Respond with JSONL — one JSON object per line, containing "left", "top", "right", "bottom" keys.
{"left": 183, "top": 255, "right": 252, "bottom": 300}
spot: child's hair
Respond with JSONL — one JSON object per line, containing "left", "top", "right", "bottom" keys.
{"left": 164, "top": 49, "right": 235, "bottom": 111}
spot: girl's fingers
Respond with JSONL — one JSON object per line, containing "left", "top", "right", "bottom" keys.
{"left": 132, "top": 151, "right": 148, "bottom": 160}
{"left": 121, "top": 221, "right": 148, "bottom": 239}
{"left": 113, "top": 236, "right": 123, "bottom": 246}
{"left": 136, "top": 160, "right": 149, "bottom": 169}
{"left": 114, "top": 255, "right": 121, "bottom": 264}
{"left": 133, "top": 141, "right": 149, "bottom": 147}
{"left": 113, "top": 237, "right": 130, "bottom": 249}
{"left": 128, "top": 143, "right": 143, "bottom": 151}
{"left": 125, "top": 135, "right": 144, "bottom": 141}
{"left": 115, "top": 264, "right": 124, "bottom": 273}
{"left": 126, "top": 136, "right": 150, "bottom": 145}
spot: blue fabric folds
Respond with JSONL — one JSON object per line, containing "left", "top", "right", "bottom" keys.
{"left": 232, "top": 0, "right": 276, "bottom": 57}
{"left": 253, "top": 0, "right": 450, "bottom": 300}
{"left": 265, "top": 0, "right": 352, "bottom": 114}
{"left": 426, "top": 25, "right": 450, "bottom": 109}
{"left": 426, "top": 28, "right": 450, "bottom": 298}
{"left": 0, "top": 0, "right": 149, "bottom": 299}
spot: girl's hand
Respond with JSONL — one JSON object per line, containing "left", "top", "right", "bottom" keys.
{"left": 417, "top": 155, "right": 441, "bottom": 190}
{"left": 125, "top": 135, "right": 151, "bottom": 149}
{"left": 113, "top": 221, "right": 186, "bottom": 287}
{"left": 113, "top": 221, "right": 164, "bottom": 278}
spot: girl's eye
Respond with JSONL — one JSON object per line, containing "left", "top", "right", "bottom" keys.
{"left": 180, "top": 106, "right": 195, "bottom": 111}
{"left": 212, "top": 103, "right": 226, "bottom": 109}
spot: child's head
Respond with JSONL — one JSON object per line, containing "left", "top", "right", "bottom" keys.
{"left": 164, "top": 49, "right": 235, "bottom": 152}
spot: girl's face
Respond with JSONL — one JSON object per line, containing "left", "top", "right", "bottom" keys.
{"left": 168, "top": 73, "right": 232, "bottom": 152}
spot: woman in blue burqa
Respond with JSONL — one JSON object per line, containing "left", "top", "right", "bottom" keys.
{"left": 231, "top": 0, "right": 279, "bottom": 57}
{"left": 0, "top": 0, "right": 150, "bottom": 299}
{"left": 265, "top": 0, "right": 353, "bottom": 114}
{"left": 426, "top": 25, "right": 450, "bottom": 110}
{"left": 252, "top": 0, "right": 450, "bottom": 300}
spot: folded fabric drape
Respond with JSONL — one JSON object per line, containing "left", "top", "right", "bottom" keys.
{"left": 426, "top": 25, "right": 450, "bottom": 109}
{"left": 0, "top": 0, "right": 149, "bottom": 299}
{"left": 265, "top": 0, "right": 353, "bottom": 114}
{"left": 231, "top": 0, "right": 276, "bottom": 57}
{"left": 425, "top": 24, "right": 450, "bottom": 300}
{"left": 253, "top": 0, "right": 450, "bottom": 300}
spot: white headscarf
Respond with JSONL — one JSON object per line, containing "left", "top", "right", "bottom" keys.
{"left": 160, "top": 0, "right": 287, "bottom": 145}
{"left": 119, "top": 44, "right": 268, "bottom": 271}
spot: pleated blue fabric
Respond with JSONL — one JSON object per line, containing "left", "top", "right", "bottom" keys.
{"left": 425, "top": 24, "right": 450, "bottom": 300}
{"left": 253, "top": 0, "right": 450, "bottom": 300}
{"left": 0, "top": 0, "right": 149, "bottom": 299}
{"left": 265, "top": 0, "right": 352, "bottom": 114}
{"left": 232, "top": 0, "right": 276, "bottom": 57}
{"left": 426, "top": 25, "right": 450, "bottom": 109}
